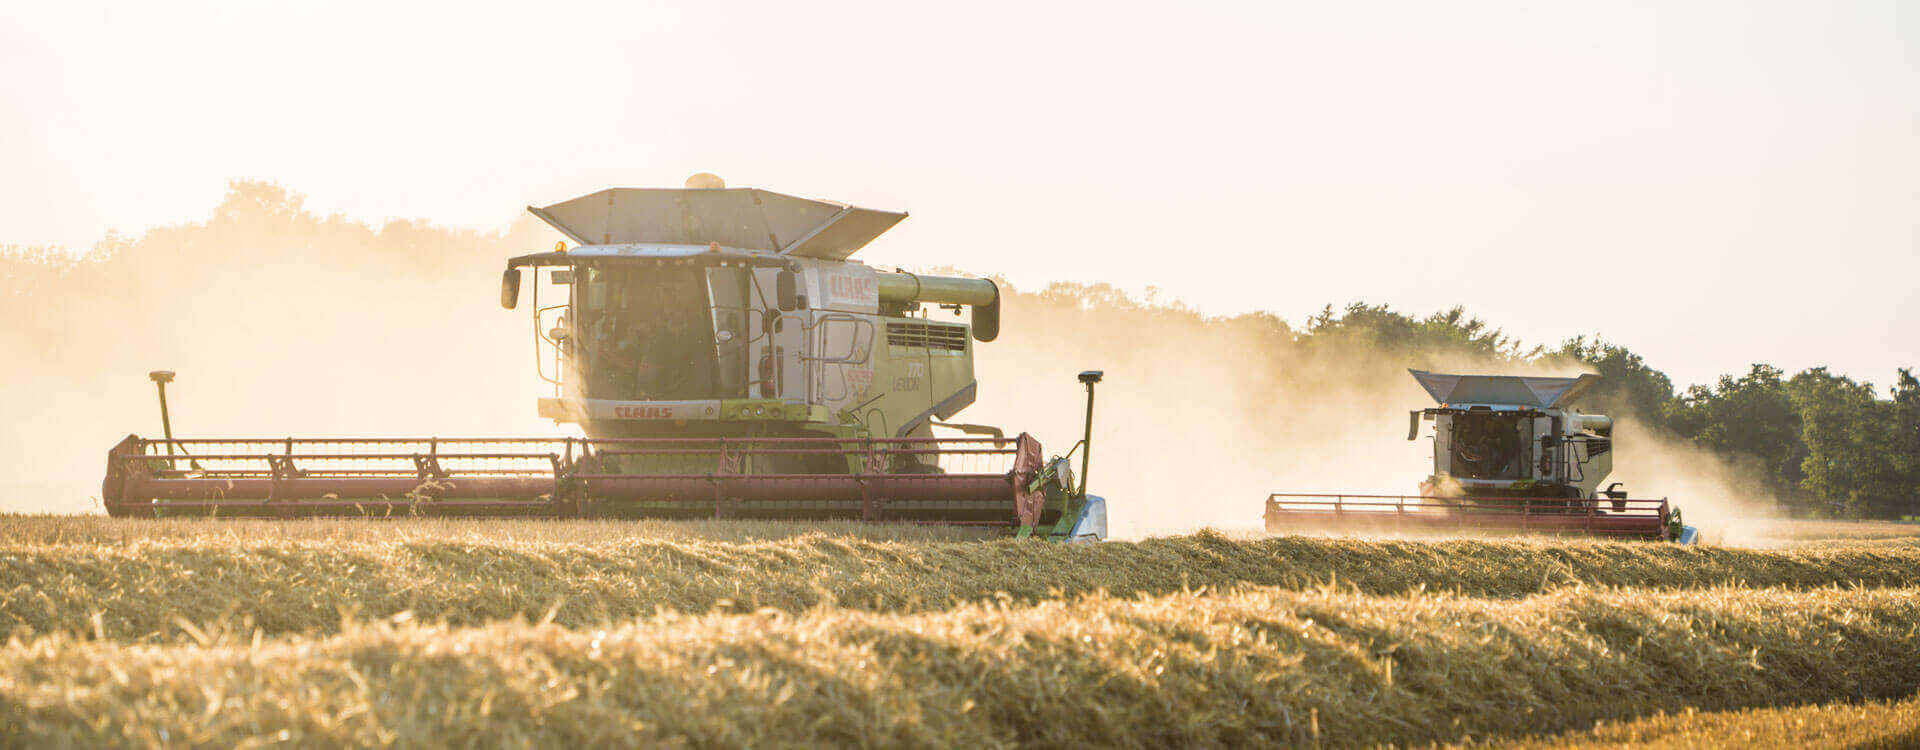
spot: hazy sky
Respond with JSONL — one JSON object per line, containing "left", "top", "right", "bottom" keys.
{"left": 4, "top": 0, "right": 1916, "bottom": 389}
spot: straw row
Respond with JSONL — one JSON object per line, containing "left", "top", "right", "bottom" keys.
{"left": 5, "top": 522, "right": 1920, "bottom": 642}
{"left": 1, "top": 585, "right": 1916, "bottom": 747}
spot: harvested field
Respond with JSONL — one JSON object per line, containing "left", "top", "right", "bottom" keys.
{"left": 2, "top": 585, "right": 1917, "bottom": 747}
{"left": 5, "top": 519, "right": 1920, "bottom": 641}
{"left": 2, "top": 516, "right": 1916, "bottom": 747}
{"left": 1483, "top": 692, "right": 1920, "bottom": 749}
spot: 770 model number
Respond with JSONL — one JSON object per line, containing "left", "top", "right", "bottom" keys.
{"left": 894, "top": 362, "right": 925, "bottom": 391}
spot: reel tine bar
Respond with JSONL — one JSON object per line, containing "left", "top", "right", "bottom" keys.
{"left": 102, "top": 433, "right": 1050, "bottom": 527}
{"left": 1263, "top": 493, "right": 1672, "bottom": 539}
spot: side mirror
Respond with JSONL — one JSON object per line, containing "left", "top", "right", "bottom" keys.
{"left": 500, "top": 268, "right": 522, "bottom": 310}
{"left": 775, "top": 269, "right": 800, "bottom": 312}
{"left": 1407, "top": 410, "right": 1421, "bottom": 441}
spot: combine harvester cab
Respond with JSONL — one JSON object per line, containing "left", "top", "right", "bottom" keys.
{"left": 1266, "top": 369, "right": 1699, "bottom": 542}
{"left": 101, "top": 176, "right": 1109, "bottom": 541}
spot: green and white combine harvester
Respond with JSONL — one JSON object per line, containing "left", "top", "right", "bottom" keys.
{"left": 102, "top": 175, "right": 1108, "bottom": 541}
{"left": 1266, "top": 370, "right": 1700, "bottom": 542}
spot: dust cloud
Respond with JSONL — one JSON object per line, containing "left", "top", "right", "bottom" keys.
{"left": 1604, "top": 422, "right": 1778, "bottom": 545}
{"left": 966, "top": 284, "right": 1782, "bottom": 540}
{"left": 0, "top": 183, "right": 572, "bottom": 515}
{"left": 2, "top": 182, "right": 1777, "bottom": 541}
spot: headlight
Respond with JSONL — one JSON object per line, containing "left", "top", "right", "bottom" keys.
{"left": 715, "top": 330, "right": 734, "bottom": 343}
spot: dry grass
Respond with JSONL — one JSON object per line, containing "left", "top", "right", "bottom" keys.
{"left": 1, "top": 585, "right": 1916, "bottom": 748}
{"left": 5, "top": 517, "right": 1920, "bottom": 642}
{"left": 5, "top": 515, "right": 1914, "bottom": 747}
{"left": 1482, "top": 692, "right": 1920, "bottom": 749}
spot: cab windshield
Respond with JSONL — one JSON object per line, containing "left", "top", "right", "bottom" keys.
{"left": 1450, "top": 412, "right": 1531, "bottom": 479}
{"left": 570, "top": 264, "right": 718, "bottom": 400}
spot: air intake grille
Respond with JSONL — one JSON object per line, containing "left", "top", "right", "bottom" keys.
{"left": 887, "top": 322, "right": 968, "bottom": 352}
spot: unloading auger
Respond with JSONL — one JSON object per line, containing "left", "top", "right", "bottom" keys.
{"left": 1265, "top": 369, "right": 1699, "bottom": 542}
{"left": 101, "top": 176, "right": 1109, "bottom": 541}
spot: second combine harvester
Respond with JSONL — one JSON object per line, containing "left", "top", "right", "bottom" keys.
{"left": 1266, "top": 369, "right": 1699, "bottom": 542}
{"left": 102, "top": 175, "right": 1108, "bottom": 541}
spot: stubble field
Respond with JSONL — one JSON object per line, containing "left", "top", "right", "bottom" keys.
{"left": 1, "top": 516, "right": 1916, "bottom": 747}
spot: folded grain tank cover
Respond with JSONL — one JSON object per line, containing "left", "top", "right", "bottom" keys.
{"left": 1408, "top": 369, "right": 1602, "bottom": 409}
{"left": 529, "top": 187, "right": 907, "bottom": 260}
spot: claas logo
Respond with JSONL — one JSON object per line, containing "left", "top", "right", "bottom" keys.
{"left": 829, "top": 275, "right": 876, "bottom": 299}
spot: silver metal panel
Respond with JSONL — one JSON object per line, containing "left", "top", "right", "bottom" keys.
{"left": 1409, "top": 369, "right": 1601, "bottom": 408}
{"left": 526, "top": 206, "right": 591, "bottom": 245}
{"left": 783, "top": 207, "right": 909, "bottom": 260}
{"left": 562, "top": 243, "right": 735, "bottom": 258}
{"left": 529, "top": 188, "right": 904, "bottom": 258}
